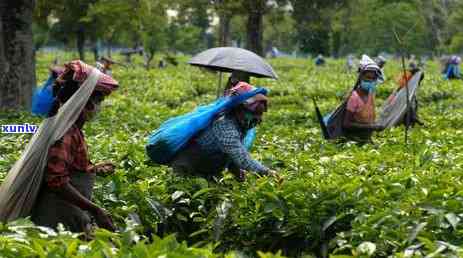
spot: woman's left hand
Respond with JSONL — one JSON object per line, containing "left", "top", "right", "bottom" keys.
{"left": 90, "top": 162, "right": 115, "bottom": 176}
{"left": 268, "top": 170, "right": 284, "bottom": 184}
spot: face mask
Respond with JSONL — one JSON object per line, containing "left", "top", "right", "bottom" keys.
{"left": 242, "top": 111, "right": 260, "bottom": 130}
{"left": 360, "top": 80, "right": 378, "bottom": 92}
{"left": 85, "top": 101, "right": 101, "bottom": 121}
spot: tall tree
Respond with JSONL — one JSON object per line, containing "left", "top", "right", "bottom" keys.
{"left": 243, "top": 0, "right": 266, "bottom": 56}
{"left": 448, "top": 3, "right": 463, "bottom": 51}
{"left": 36, "top": 0, "right": 98, "bottom": 61}
{"left": 139, "top": 0, "right": 168, "bottom": 69}
{"left": 290, "top": 0, "right": 344, "bottom": 56}
{"left": 85, "top": 0, "right": 140, "bottom": 57}
{"left": 212, "top": 0, "right": 242, "bottom": 47}
{"left": 344, "top": 0, "right": 428, "bottom": 55}
{"left": 240, "top": 0, "right": 287, "bottom": 56}
{"left": 263, "top": 6, "right": 295, "bottom": 53}
{"left": 166, "top": 0, "right": 210, "bottom": 54}
{"left": 413, "top": 0, "right": 460, "bottom": 53}
{"left": 0, "top": 0, "right": 36, "bottom": 110}
{"left": 331, "top": 0, "right": 354, "bottom": 56}
{"left": 169, "top": 0, "right": 210, "bottom": 52}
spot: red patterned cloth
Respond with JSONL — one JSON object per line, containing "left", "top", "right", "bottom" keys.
{"left": 56, "top": 60, "right": 119, "bottom": 96}
{"left": 225, "top": 81, "right": 268, "bottom": 112}
{"left": 46, "top": 125, "right": 91, "bottom": 188}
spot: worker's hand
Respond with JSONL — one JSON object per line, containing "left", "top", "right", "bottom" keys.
{"left": 92, "top": 207, "right": 116, "bottom": 231}
{"left": 236, "top": 169, "right": 246, "bottom": 182}
{"left": 268, "top": 170, "right": 284, "bottom": 184}
{"left": 90, "top": 162, "right": 115, "bottom": 176}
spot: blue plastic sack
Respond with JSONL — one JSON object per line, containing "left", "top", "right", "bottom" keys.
{"left": 323, "top": 113, "right": 332, "bottom": 125}
{"left": 146, "top": 88, "right": 267, "bottom": 165}
{"left": 31, "top": 75, "right": 55, "bottom": 116}
{"left": 243, "top": 127, "right": 256, "bottom": 150}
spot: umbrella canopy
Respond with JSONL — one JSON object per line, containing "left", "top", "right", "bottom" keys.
{"left": 188, "top": 47, "right": 278, "bottom": 79}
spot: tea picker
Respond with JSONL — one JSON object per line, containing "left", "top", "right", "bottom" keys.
{"left": 144, "top": 48, "right": 281, "bottom": 181}
{"left": 146, "top": 82, "right": 280, "bottom": 182}
{"left": 314, "top": 55, "right": 385, "bottom": 143}
{"left": 187, "top": 47, "right": 279, "bottom": 150}
{"left": 0, "top": 61, "right": 119, "bottom": 236}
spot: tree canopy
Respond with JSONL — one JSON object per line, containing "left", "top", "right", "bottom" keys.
{"left": 32, "top": 0, "right": 463, "bottom": 57}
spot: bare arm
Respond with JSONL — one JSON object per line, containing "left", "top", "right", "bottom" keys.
{"left": 343, "top": 110, "right": 382, "bottom": 130}
{"left": 51, "top": 183, "right": 115, "bottom": 231}
{"left": 51, "top": 182, "right": 98, "bottom": 212}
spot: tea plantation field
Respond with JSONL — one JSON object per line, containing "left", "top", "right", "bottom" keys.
{"left": 1, "top": 53, "right": 463, "bottom": 257}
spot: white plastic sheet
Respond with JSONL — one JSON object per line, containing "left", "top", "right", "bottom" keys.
{"left": 378, "top": 71, "right": 423, "bottom": 128}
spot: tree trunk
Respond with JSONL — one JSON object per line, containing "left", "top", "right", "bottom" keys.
{"left": 0, "top": 0, "right": 36, "bottom": 110}
{"left": 246, "top": 1, "right": 265, "bottom": 56}
{"left": 76, "top": 26, "right": 86, "bottom": 61}
{"left": 106, "top": 39, "right": 112, "bottom": 58}
{"left": 422, "top": 1, "right": 444, "bottom": 55}
{"left": 219, "top": 14, "right": 232, "bottom": 46}
{"left": 92, "top": 40, "right": 99, "bottom": 61}
{"left": 144, "top": 52, "right": 154, "bottom": 70}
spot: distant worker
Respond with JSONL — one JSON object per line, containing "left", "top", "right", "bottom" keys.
{"left": 346, "top": 55, "right": 355, "bottom": 72}
{"left": 315, "top": 54, "right": 326, "bottom": 66}
{"left": 443, "top": 55, "right": 461, "bottom": 80}
{"left": 158, "top": 59, "right": 166, "bottom": 69}
{"left": 391, "top": 61, "right": 424, "bottom": 126}
{"left": 165, "top": 54, "right": 179, "bottom": 66}
{"left": 271, "top": 47, "right": 280, "bottom": 58}
{"left": 96, "top": 57, "right": 115, "bottom": 76}
{"left": 397, "top": 61, "right": 419, "bottom": 88}
{"left": 375, "top": 55, "right": 387, "bottom": 82}
{"left": 417, "top": 56, "right": 426, "bottom": 69}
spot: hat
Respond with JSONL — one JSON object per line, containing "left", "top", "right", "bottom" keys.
{"left": 359, "top": 54, "right": 383, "bottom": 80}
{"left": 56, "top": 60, "right": 118, "bottom": 96}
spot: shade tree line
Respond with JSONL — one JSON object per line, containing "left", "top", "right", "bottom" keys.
{"left": 2, "top": 0, "right": 463, "bottom": 109}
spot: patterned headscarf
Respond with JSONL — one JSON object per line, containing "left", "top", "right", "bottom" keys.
{"left": 48, "top": 60, "right": 119, "bottom": 117}
{"left": 450, "top": 55, "right": 461, "bottom": 65}
{"left": 225, "top": 81, "right": 268, "bottom": 113}
{"left": 56, "top": 60, "right": 118, "bottom": 96}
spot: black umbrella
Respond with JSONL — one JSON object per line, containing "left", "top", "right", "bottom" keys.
{"left": 189, "top": 47, "right": 278, "bottom": 96}
{"left": 188, "top": 47, "right": 278, "bottom": 79}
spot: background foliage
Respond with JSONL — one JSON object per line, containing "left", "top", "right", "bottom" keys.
{"left": 1, "top": 53, "right": 463, "bottom": 257}
{"left": 32, "top": 0, "right": 463, "bottom": 58}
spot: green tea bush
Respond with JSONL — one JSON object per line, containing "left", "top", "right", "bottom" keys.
{"left": 1, "top": 53, "right": 463, "bottom": 257}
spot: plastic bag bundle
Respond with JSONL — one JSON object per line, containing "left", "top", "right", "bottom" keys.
{"left": 243, "top": 127, "right": 256, "bottom": 150}
{"left": 378, "top": 71, "right": 423, "bottom": 128}
{"left": 146, "top": 88, "right": 267, "bottom": 165}
{"left": 31, "top": 75, "right": 56, "bottom": 116}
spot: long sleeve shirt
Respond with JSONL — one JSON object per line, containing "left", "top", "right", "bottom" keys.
{"left": 194, "top": 115, "right": 269, "bottom": 174}
{"left": 46, "top": 125, "right": 92, "bottom": 188}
